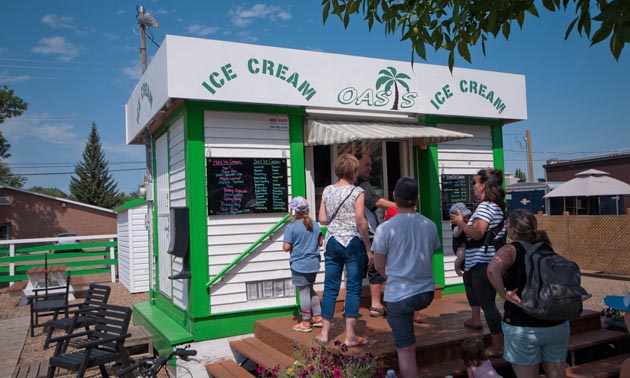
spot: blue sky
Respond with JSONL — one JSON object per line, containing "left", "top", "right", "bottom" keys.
{"left": 1, "top": 1, "right": 628, "bottom": 195}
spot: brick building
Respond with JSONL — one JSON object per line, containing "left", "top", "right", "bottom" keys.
{"left": 0, "top": 186, "right": 116, "bottom": 240}
{"left": 543, "top": 152, "right": 630, "bottom": 214}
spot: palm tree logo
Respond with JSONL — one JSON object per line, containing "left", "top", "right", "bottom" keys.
{"left": 375, "top": 67, "right": 411, "bottom": 110}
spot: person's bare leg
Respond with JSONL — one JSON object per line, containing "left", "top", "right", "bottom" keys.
{"left": 396, "top": 345, "right": 418, "bottom": 378}
{"left": 344, "top": 317, "right": 357, "bottom": 344}
{"left": 370, "top": 283, "right": 384, "bottom": 313}
{"left": 512, "top": 364, "right": 541, "bottom": 378}
{"left": 315, "top": 318, "right": 331, "bottom": 343}
{"left": 541, "top": 361, "right": 566, "bottom": 378}
{"left": 471, "top": 305, "right": 482, "bottom": 325}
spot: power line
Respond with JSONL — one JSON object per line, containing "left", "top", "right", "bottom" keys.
{"left": 10, "top": 167, "right": 145, "bottom": 176}
{"left": 7, "top": 161, "right": 144, "bottom": 168}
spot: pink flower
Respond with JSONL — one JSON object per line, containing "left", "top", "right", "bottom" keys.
{"left": 333, "top": 367, "right": 343, "bottom": 378}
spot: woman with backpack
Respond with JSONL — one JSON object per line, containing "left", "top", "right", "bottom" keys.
{"left": 487, "top": 209, "right": 569, "bottom": 378}
{"left": 450, "top": 168, "right": 506, "bottom": 357}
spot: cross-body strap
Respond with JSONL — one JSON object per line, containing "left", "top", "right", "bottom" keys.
{"left": 327, "top": 186, "right": 357, "bottom": 225}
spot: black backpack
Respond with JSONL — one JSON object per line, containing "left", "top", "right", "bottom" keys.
{"left": 520, "top": 242, "right": 590, "bottom": 321}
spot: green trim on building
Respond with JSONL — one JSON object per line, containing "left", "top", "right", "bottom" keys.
{"left": 191, "top": 306, "right": 296, "bottom": 340}
{"left": 288, "top": 109, "right": 307, "bottom": 197}
{"left": 112, "top": 198, "right": 145, "bottom": 213}
{"left": 133, "top": 301, "right": 194, "bottom": 357}
{"left": 491, "top": 124, "right": 505, "bottom": 172}
{"left": 415, "top": 145, "right": 445, "bottom": 288}
{"left": 442, "top": 283, "right": 466, "bottom": 296}
{"left": 183, "top": 101, "right": 211, "bottom": 319}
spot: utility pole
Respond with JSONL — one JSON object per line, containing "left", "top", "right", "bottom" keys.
{"left": 137, "top": 5, "right": 159, "bottom": 291}
{"left": 138, "top": 5, "right": 148, "bottom": 72}
{"left": 525, "top": 129, "right": 534, "bottom": 182}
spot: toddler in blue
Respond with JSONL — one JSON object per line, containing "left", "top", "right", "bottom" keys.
{"left": 283, "top": 196, "right": 323, "bottom": 332}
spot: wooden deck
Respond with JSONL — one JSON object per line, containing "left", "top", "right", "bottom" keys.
{"left": 240, "top": 293, "right": 630, "bottom": 378}
{"left": 0, "top": 317, "right": 29, "bottom": 378}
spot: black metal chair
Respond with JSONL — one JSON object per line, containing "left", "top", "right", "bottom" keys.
{"left": 43, "top": 283, "right": 111, "bottom": 349}
{"left": 46, "top": 304, "right": 133, "bottom": 378}
{"left": 30, "top": 271, "right": 71, "bottom": 337}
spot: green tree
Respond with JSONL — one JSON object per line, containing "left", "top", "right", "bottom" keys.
{"left": 376, "top": 66, "right": 411, "bottom": 110}
{"left": 514, "top": 168, "right": 527, "bottom": 182}
{"left": 115, "top": 191, "right": 141, "bottom": 208}
{"left": 69, "top": 123, "right": 119, "bottom": 208}
{"left": 29, "top": 186, "right": 69, "bottom": 198}
{"left": 321, "top": 0, "right": 628, "bottom": 70}
{"left": 0, "top": 85, "right": 28, "bottom": 186}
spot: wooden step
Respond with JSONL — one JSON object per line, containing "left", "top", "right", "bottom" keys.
{"left": 229, "top": 337, "right": 295, "bottom": 370}
{"left": 417, "top": 356, "right": 508, "bottom": 378}
{"left": 206, "top": 359, "right": 254, "bottom": 378}
{"left": 568, "top": 329, "right": 629, "bottom": 351}
{"left": 566, "top": 352, "right": 630, "bottom": 378}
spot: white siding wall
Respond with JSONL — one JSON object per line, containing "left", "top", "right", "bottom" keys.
{"left": 129, "top": 206, "right": 150, "bottom": 293}
{"left": 437, "top": 124, "right": 494, "bottom": 286}
{"left": 169, "top": 117, "right": 188, "bottom": 309}
{"left": 204, "top": 111, "right": 293, "bottom": 314}
{"left": 118, "top": 205, "right": 150, "bottom": 293}
{"left": 117, "top": 212, "right": 131, "bottom": 291}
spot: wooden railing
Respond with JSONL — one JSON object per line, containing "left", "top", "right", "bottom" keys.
{"left": 0, "top": 234, "right": 118, "bottom": 285}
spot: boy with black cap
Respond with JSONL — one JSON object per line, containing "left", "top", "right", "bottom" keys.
{"left": 372, "top": 176, "right": 440, "bottom": 378}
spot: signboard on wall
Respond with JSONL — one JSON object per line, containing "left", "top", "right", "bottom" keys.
{"left": 206, "top": 157, "right": 288, "bottom": 215}
{"left": 441, "top": 174, "right": 475, "bottom": 220}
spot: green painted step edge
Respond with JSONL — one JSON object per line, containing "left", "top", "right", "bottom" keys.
{"left": 133, "top": 301, "right": 193, "bottom": 356}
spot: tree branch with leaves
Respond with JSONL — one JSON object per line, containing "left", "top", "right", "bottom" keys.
{"left": 321, "top": 0, "right": 628, "bottom": 71}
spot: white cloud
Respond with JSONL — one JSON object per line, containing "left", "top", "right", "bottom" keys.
{"left": 3, "top": 114, "right": 83, "bottom": 146}
{"left": 186, "top": 23, "right": 220, "bottom": 36}
{"left": 32, "top": 37, "right": 81, "bottom": 62}
{"left": 154, "top": 8, "right": 172, "bottom": 15}
{"left": 116, "top": 9, "right": 126, "bottom": 16}
{"left": 230, "top": 4, "right": 292, "bottom": 27}
{"left": 122, "top": 61, "right": 143, "bottom": 80}
{"left": 42, "top": 14, "right": 83, "bottom": 34}
{"left": 0, "top": 70, "right": 31, "bottom": 83}
{"left": 237, "top": 31, "right": 259, "bottom": 43}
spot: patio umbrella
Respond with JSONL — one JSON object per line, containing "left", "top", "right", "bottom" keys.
{"left": 544, "top": 169, "right": 630, "bottom": 198}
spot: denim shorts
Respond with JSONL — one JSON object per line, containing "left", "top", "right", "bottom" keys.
{"left": 502, "top": 321, "right": 569, "bottom": 365}
{"left": 385, "top": 291, "right": 434, "bottom": 348}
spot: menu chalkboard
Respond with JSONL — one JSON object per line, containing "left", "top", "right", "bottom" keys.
{"left": 441, "top": 174, "right": 474, "bottom": 220}
{"left": 207, "top": 157, "right": 288, "bottom": 215}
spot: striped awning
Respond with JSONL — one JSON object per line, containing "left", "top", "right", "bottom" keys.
{"left": 306, "top": 120, "right": 473, "bottom": 146}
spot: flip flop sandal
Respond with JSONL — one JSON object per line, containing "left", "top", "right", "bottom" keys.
{"left": 464, "top": 318, "right": 483, "bottom": 330}
{"left": 413, "top": 316, "right": 425, "bottom": 324}
{"left": 345, "top": 336, "right": 368, "bottom": 348}
{"left": 369, "top": 306, "right": 386, "bottom": 317}
{"left": 311, "top": 317, "right": 323, "bottom": 327}
{"left": 292, "top": 323, "right": 313, "bottom": 333}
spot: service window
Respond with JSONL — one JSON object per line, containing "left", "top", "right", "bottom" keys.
{"left": 311, "top": 141, "right": 408, "bottom": 221}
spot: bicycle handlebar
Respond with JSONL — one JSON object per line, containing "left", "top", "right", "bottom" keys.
{"left": 118, "top": 347, "right": 197, "bottom": 377}
{"left": 117, "top": 360, "right": 146, "bottom": 376}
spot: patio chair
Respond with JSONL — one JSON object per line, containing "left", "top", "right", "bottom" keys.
{"left": 46, "top": 304, "right": 133, "bottom": 378}
{"left": 42, "top": 283, "right": 111, "bottom": 349}
{"left": 30, "top": 271, "right": 71, "bottom": 337}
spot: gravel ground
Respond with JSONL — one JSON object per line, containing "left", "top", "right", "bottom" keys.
{"left": 0, "top": 280, "right": 149, "bottom": 365}
{"left": 1, "top": 274, "right": 628, "bottom": 370}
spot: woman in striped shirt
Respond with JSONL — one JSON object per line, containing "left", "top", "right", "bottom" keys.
{"left": 451, "top": 168, "right": 507, "bottom": 357}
